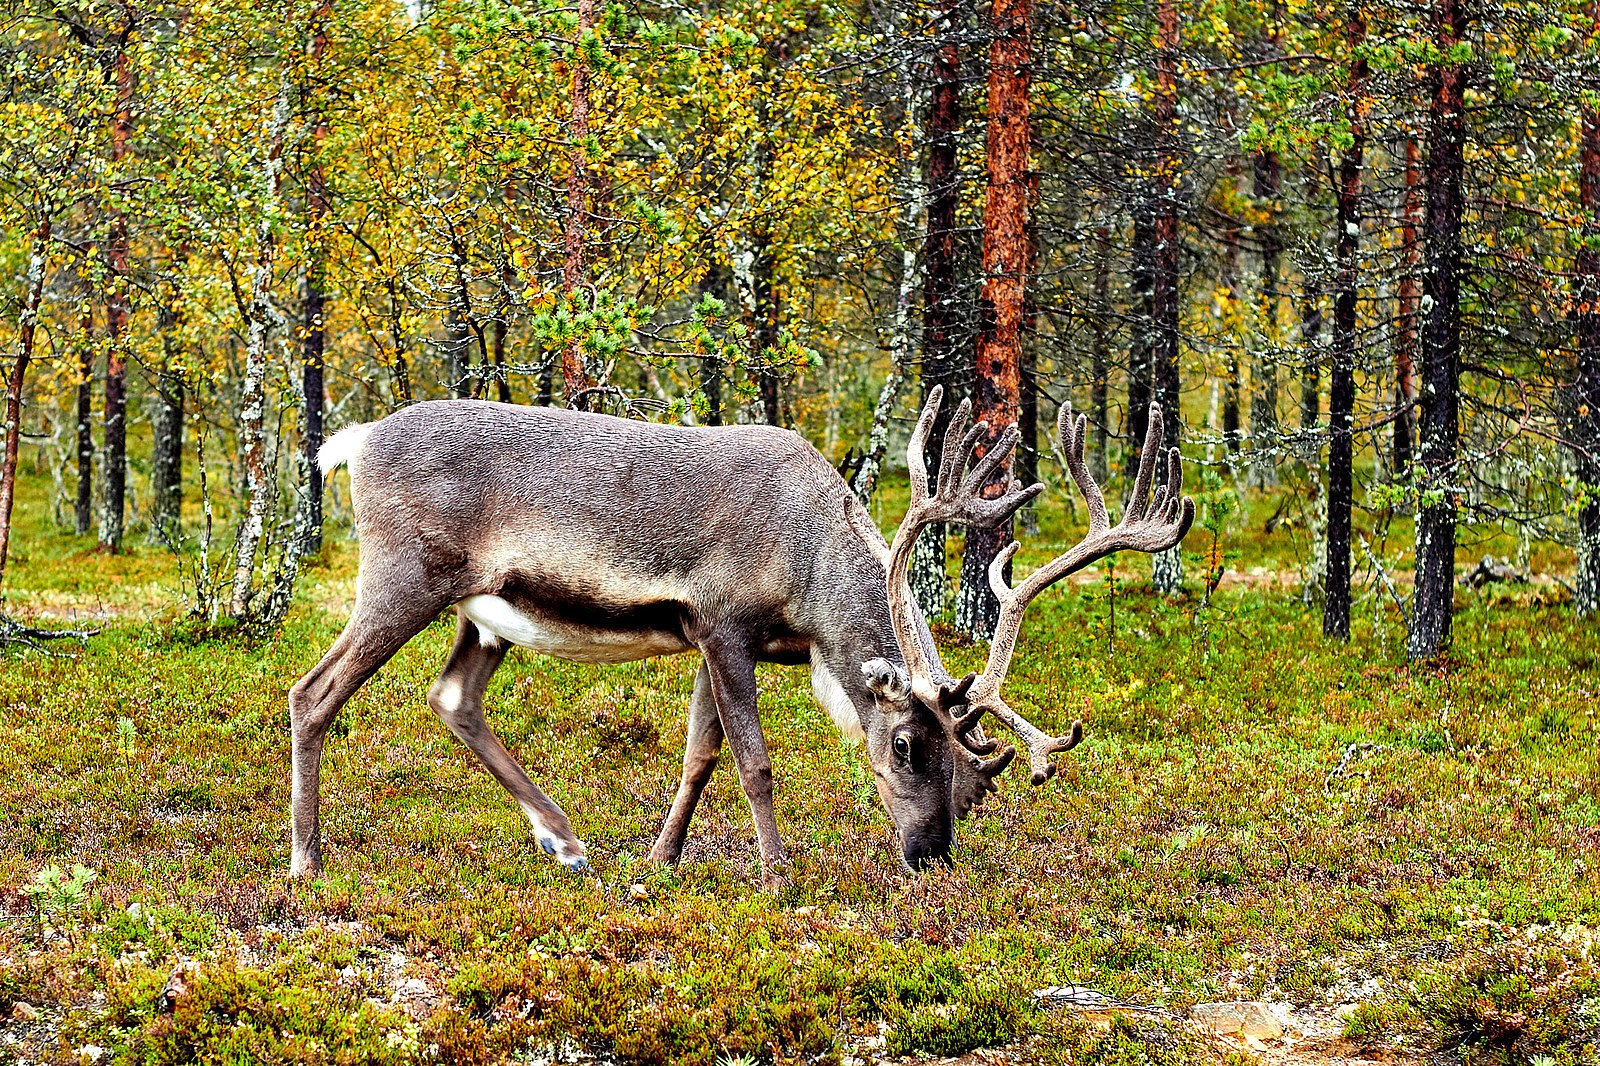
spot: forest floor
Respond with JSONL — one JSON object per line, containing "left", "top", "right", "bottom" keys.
{"left": 0, "top": 465, "right": 1597, "bottom": 1066}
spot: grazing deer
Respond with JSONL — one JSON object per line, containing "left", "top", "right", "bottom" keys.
{"left": 290, "top": 388, "right": 1191, "bottom": 885}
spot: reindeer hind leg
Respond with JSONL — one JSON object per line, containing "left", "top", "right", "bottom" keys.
{"left": 428, "top": 613, "right": 589, "bottom": 871}
{"left": 290, "top": 588, "right": 445, "bottom": 879}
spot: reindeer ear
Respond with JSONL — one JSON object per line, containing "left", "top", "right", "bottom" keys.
{"left": 860, "top": 659, "right": 912, "bottom": 701}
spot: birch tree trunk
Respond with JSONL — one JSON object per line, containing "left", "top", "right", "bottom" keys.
{"left": 230, "top": 78, "right": 294, "bottom": 623}
{"left": 909, "top": 0, "right": 966, "bottom": 620}
{"left": 854, "top": 63, "right": 927, "bottom": 506}
{"left": 955, "top": 0, "right": 1032, "bottom": 639}
{"left": 0, "top": 218, "right": 49, "bottom": 594}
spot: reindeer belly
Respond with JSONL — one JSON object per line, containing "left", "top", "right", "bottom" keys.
{"left": 459, "top": 594, "right": 692, "bottom": 664}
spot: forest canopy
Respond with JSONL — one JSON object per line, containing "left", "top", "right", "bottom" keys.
{"left": 0, "top": 0, "right": 1596, "bottom": 651}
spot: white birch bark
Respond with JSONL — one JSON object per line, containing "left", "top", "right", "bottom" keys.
{"left": 230, "top": 78, "right": 294, "bottom": 622}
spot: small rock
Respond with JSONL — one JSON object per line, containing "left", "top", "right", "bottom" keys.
{"left": 158, "top": 964, "right": 195, "bottom": 1013}
{"left": 629, "top": 883, "right": 648, "bottom": 900}
{"left": 795, "top": 905, "right": 817, "bottom": 917}
{"left": 1189, "top": 1001, "right": 1283, "bottom": 1040}
{"left": 397, "top": 978, "right": 431, "bottom": 998}
{"left": 11, "top": 1001, "right": 39, "bottom": 1022}
{"left": 76, "top": 1046, "right": 105, "bottom": 1064}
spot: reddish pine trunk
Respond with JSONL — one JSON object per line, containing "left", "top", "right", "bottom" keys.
{"left": 562, "top": 0, "right": 593, "bottom": 408}
{"left": 1409, "top": 0, "right": 1467, "bottom": 660}
{"left": 100, "top": 19, "right": 136, "bottom": 552}
{"left": 1324, "top": 9, "right": 1366, "bottom": 640}
{"left": 910, "top": 0, "right": 965, "bottom": 619}
{"left": 955, "top": 0, "right": 1031, "bottom": 640}
{"left": 1393, "top": 135, "right": 1422, "bottom": 474}
{"left": 0, "top": 218, "right": 49, "bottom": 594}
{"left": 1575, "top": 0, "right": 1600, "bottom": 615}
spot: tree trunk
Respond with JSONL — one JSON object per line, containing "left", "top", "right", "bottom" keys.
{"left": 1127, "top": 202, "right": 1155, "bottom": 482}
{"left": 1393, "top": 134, "right": 1422, "bottom": 476}
{"left": 1222, "top": 165, "right": 1242, "bottom": 455}
{"left": 1302, "top": 280, "right": 1323, "bottom": 429}
{"left": 1574, "top": 1, "right": 1600, "bottom": 616}
{"left": 562, "top": 0, "right": 593, "bottom": 408}
{"left": 74, "top": 287, "right": 94, "bottom": 536}
{"left": 1091, "top": 223, "right": 1111, "bottom": 481}
{"left": 1324, "top": 10, "right": 1366, "bottom": 641}
{"left": 1409, "top": 0, "right": 1466, "bottom": 659}
{"left": 1249, "top": 150, "right": 1282, "bottom": 488}
{"left": 910, "top": 0, "right": 965, "bottom": 620}
{"left": 1149, "top": 0, "right": 1183, "bottom": 594}
{"left": 302, "top": 0, "right": 331, "bottom": 554}
{"left": 1016, "top": 119, "right": 1042, "bottom": 528}
{"left": 855, "top": 112, "right": 925, "bottom": 506}
{"left": 99, "top": 19, "right": 136, "bottom": 553}
{"left": 954, "top": 0, "right": 1031, "bottom": 640}
{"left": 0, "top": 218, "right": 49, "bottom": 594}
{"left": 230, "top": 79, "right": 294, "bottom": 623}
{"left": 697, "top": 265, "right": 726, "bottom": 426}
{"left": 753, "top": 241, "right": 782, "bottom": 426}
{"left": 150, "top": 291, "right": 185, "bottom": 546}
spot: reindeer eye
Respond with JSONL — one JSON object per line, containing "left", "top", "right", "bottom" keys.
{"left": 892, "top": 735, "right": 912, "bottom": 764}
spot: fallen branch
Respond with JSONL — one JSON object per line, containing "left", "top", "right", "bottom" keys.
{"left": 1325, "top": 741, "right": 1391, "bottom": 790}
{"left": 0, "top": 614, "right": 100, "bottom": 654}
{"left": 1359, "top": 534, "right": 1409, "bottom": 625}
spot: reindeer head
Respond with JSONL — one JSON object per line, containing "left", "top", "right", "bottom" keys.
{"left": 847, "top": 387, "right": 1195, "bottom": 870}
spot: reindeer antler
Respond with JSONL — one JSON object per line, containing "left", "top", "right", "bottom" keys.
{"left": 848, "top": 386, "right": 1043, "bottom": 707}
{"left": 957, "top": 401, "right": 1195, "bottom": 784}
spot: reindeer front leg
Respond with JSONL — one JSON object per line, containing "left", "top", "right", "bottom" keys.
{"left": 649, "top": 663, "right": 724, "bottom": 866}
{"left": 695, "top": 631, "right": 789, "bottom": 888}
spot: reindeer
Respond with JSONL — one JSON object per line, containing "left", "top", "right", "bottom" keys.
{"left": 290, "top": 388, "right": 1191, "bottom": 885}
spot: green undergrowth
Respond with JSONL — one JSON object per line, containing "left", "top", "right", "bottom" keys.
{"left": 2, "top": 465, "right": 1598, "bottom": 1064}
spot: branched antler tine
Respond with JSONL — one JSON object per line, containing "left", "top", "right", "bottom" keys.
{"left": 973, "top": 746, "right": 1016, "bottom": 783}
{"left": 1126, "top": 402, "right": 1165, "bottom": 522}
{"left": 987, "top": 541, "right": 1022, "bottom": 604}
{"left": 936, "top": 398, "right": 976, "bottom": 499}
{"left": 905, "top": 385, "right": 944, "bottom": 508}
{"left": 959, "top": 424, "right": 1020, "bottom": 499}
{"left": 1057, "top": 403, "right": 1111, "bottom": 534}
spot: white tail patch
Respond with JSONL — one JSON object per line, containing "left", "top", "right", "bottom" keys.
{"left": 318, "top": 423, "right": 376, "bottom": 478}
